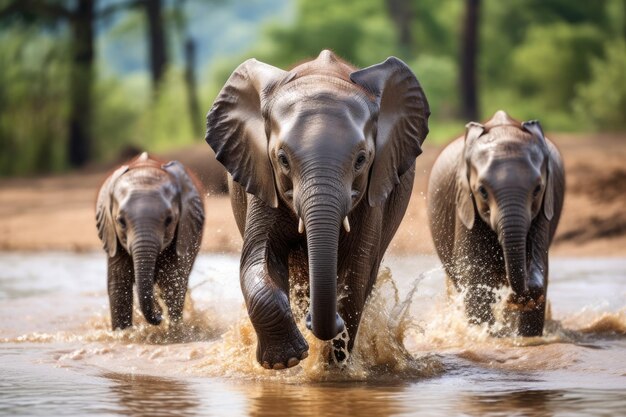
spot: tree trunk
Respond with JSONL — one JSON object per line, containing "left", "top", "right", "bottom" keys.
{"left": 184, "top": 38, "right": 202, "bottom": 136}
{"left": 386, "top": 0, "right": 413, "bottom": 53}
{"left": 144, "top": 0, "right": 168, "bottom": 90}
{"left": 68, "top": 0, "right": 94, "bottom": 167}
{"left": 460, "top": 0, "right": 480, "bottom": 121}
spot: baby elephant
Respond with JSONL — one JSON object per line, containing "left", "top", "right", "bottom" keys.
{"left": 96, "top": 152, "right": 204, "bottom": 329}
{"left": 427, "top": 111, "right": 565, "bottom": 336}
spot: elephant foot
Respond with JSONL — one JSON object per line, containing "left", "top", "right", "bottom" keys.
{"left": 111, "top": 320, "right": 132, "bottom": 331}
{"left": 110, "top": 309, "right": 133, "bottom": 330}
{"left": 507, "top": 293, "right": 546, "bottom": 337}
{"left": 518, "top": 300, "right": 546, "bottom": 337}
{"left": 257, "top": 331, "right": 309, "bottom": 370}
{"left": 330, "top": 327, "right": 350, "bottom": 367}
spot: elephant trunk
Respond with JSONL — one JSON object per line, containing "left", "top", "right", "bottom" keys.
{"left": 497, "top": 193, "right": 530, "bottom": 297}
{"left": 300, "top": 175, "right": 347, "bottom": 341}
{"left": 131, "top": 227, "right": 162, "bottom": 326}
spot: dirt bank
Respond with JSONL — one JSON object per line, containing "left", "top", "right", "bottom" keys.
{"left": 1, "top": 133, "right": 625, "bottom": 256}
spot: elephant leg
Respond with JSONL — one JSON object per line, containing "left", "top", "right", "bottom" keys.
{"left": 156, "top": 251, "right": 190, "bottom": 325}
{"left": 243, "top": 265, "right": 309, "bottom": 369}
{"left": 332, "top": 189, "right": 400, "bottom": 364}
{"left": 242, "top": 200, "right": 308, "bottom": 370}
{"left": 517, "top": 217, "right": 551, "bottom": 337}
{"left": 337, "top": 228, "right": 384, "bottom": 365}
{"left": 452, "top": 223, "right": 502, "bottom": 331}
{"left": 107, "top": 254, "right": 134, "bottom": 330}
{"left": 464, "top": 284, "right": 496, "bottom": 328}
{"left": 518, "top": 295, "right": 546, "bottom": 337}
{"left": 517, "top": 263, "right": 547, "bottom": 336}
{"left": 339, "top": 260, "right": 379, "bottom": 354}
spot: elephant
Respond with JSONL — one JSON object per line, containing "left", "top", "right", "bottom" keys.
{"left": 96, "top": 152, "right": 205, "bottom": 330}
{"left": 205, "top": 50, "right": 430, "bottom": 369}
{"left": 427, "top": 110, "right": 565, "bottom": 336}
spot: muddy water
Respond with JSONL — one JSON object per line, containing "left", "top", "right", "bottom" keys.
{"left": 0, "top": 252, "right": 625, "bottom": 416}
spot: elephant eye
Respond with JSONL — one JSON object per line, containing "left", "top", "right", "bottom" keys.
{"left": 116, "top": 216, "right": 127, "bottom": 229}
{"left": 533, "top": 184, "right": 542, "bottom": 197}
{"left": 354, "top": 153, "right": 367, "bottom": 171}
{"left": 277, "top": 150, "right": 290, "bottom": 169}
{"left": 164, "top": 215, "right": 173, "bottom": 227}
{"left": 477, "top": 185, "right": 489, "bottom": 200}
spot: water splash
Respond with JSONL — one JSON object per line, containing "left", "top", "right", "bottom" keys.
{"left": 195, "top": 267, "right": 443, "bottom": 382}
{"left": 2, "top": 262, "right": 624, "bottom": 381}
{"left": 3, "top": 290, "right": 227, "bottom": 345}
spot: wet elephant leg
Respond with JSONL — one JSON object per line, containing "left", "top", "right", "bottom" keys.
{"left": 453, "top": 220, "right": 503, "bottom": 329}
{"left": 156, "top": 247, "right": 191, "bottom": 325}
{"left": 107, "top": 253, "right": 134, "bottom": 330}
{"left": 337, "top": 259, "right": 380, "bottom": 358}
{"left": 334, "top": 169, "right": 411, "bottom": 362}
{"left": 518, "top": 291, "right": 546, "bottom": 336}
{"left": 242, "top": 200, "right": 308, "bottom": 370}
{"left": 519, "top": 217, "right": 550, "bottom": 336}
{"left": 464, "top": 283, "right": 496, "bottom": 327}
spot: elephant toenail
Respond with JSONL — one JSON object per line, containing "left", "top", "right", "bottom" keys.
{"left": 287, "top": 357, "right": 300, "bottom": 367}
{"left": 262, "top": 361, "right": 271, "bottom": 369}
{"left": 272, "top": 362, "right": 286, "bottom": 370}
{"left": 300, "top": 351, "right": 309, "bottom": 360}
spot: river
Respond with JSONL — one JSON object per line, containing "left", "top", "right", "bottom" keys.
{"left": 1, "top": 252, "right": 624, "bottom": 416}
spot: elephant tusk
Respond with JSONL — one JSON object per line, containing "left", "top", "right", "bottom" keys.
{"left": 343, "top": 216, "right": 350, "bottom": 233}
{"left": 298, "top": 217, "right": 305, "bottom": 234}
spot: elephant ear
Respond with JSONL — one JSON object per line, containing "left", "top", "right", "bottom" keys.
{"left": 96, "top": 165, "right": 129, "bottom": 258}
{"left": 162, "top": 161, "right": 205, "bottom": 258}
{"left": 350, "top": 57, "right": 430, "bottom": 207}
{"left": 456, "top": 122, "right": 484, "bottom": 229}
{"left": 522, "top": 120, "right": 554, "bottom": 220}
{"left": 205, "top": 59, "right": 288, "bottom": 208}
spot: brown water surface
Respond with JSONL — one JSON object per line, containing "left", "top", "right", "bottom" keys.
{"left": 1, "top": 253, "right": 625, "bottom": 416}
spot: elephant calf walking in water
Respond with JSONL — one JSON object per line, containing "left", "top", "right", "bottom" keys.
{"left": 96, "top": 152, "right": 205, "bottom": 330}
{"left": 205, "top": 50, "right": 430, "bottom": 369}
{"left": 427, "top": 111, "right": 565, "bottom": 336}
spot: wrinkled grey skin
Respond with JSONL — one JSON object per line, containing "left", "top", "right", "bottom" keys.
{"left": 96, "top": 153, "right": 204, "bottom": 330}
{"left": 205, "top": 50, "right": 429, "bottom": 369}
{"left": 427, "top": 111, "right": 565, "bottom": 336}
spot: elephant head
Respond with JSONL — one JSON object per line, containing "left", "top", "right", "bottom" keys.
{"left": 96, "top": 152, "right": 204, "bottom": 325}
{"left": 456, "top": 110, "right": 555, "bottom": 300}
{"left": 205, "top": 50, "right": 429, "bottom": 340}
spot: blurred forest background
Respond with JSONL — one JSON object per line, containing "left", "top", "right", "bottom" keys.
{"left": 1, "top": 0, "right": 625, "bottom": 177}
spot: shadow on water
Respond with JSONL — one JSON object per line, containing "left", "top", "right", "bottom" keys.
{"left": 458, "top": 389, "right": 626, "bottom": 417}
{"left": 238, "top": 382, "right": 406, "bottom": 417}
{"left": 102, "top": 372, "right": 200, "bottom": 417}
{"left": 98, "top": 373, "right": 626, "bottom": 417}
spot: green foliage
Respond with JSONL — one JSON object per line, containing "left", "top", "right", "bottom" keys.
{"left": 411, "top": 54, "right": 458, "bottom": 120}
{"left": 0, "top": 29, "right": 69, "bottom": 176}
{"left": 92, "top": 75, "right": 147, "bottom": 161}
{"left": 574, "top": 39, "right": 626, "bottom": 130}
{"left": 511, "top": 23, "right": 604, "bottom": 108}
{"left": 1, "top": 0, "right": 625, "bottom": 177}
{"left": 95, "top": 69, "right": 203, "bottom": 158}
{"left": 248, "top": 0, "right": 395, "bottom": 67}
{"left": 412, "top": 0, "right": 462, "bottom": 58}
{"left": 137, "top": 69, "right": 201, "bottom": 152}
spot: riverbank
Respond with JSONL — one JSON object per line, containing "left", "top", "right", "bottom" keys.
{"left": 1, "top": 132, "right": 625, "bottom": 256}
